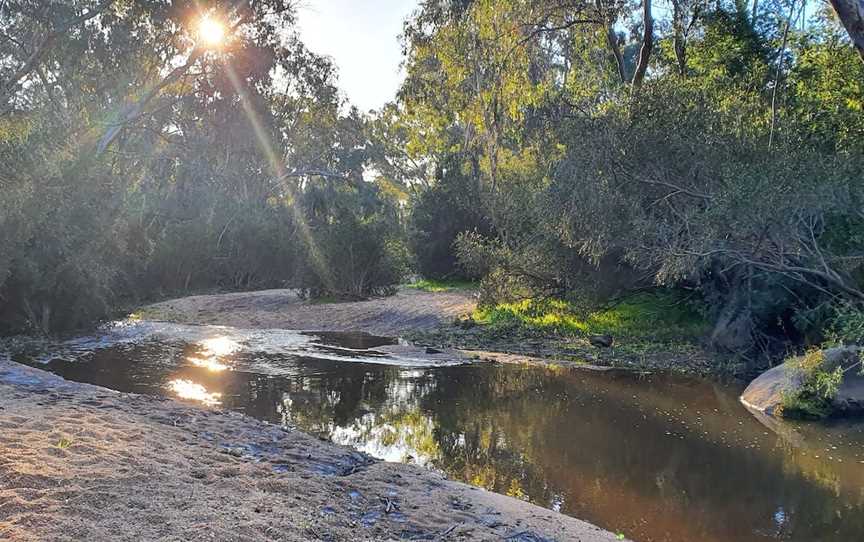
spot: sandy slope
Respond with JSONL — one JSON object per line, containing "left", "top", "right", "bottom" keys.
{"left": 0, "top": 359, "right": 622, "bottom": 542}
{"left": 139, "top": 288, "right": 476, "bottom": 337}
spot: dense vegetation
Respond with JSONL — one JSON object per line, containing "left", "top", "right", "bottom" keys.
{"left": 0, "top": 0, "right": 409, "bottom": 333}
{"left": 2, "top": 0, "right": 863, "bottom": 368}
{"left": 393, "top": 0, "right": 864, "bottom": 361}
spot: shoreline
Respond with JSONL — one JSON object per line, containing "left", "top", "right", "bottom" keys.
{"left": 0, "top": 358, "right": 624, "bottom": 541}
{"left": 138, "top": 287, "right": 729, "bottom": 378}
{"left": 0, "top": 287, "right": 732, "bottom": 541}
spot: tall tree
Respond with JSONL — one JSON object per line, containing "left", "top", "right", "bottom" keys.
{"left": 829, "top": 0, "right": 864, "bottom": 61}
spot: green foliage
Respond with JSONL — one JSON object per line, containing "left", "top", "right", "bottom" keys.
{"left": 473, "top": 291, "right": 708, "bottom": 343}
{"left": 409, "top": 154, "right": 490, "bottom": 279}
{"left": 398, "top": 0, "right": 864, "bottom": 358}
{"left": 0, "top": 1, "right": 408, "bottom": 334}
{"left": 828, "top": 305, "right": 864, "bottom": 345}
{"left": 295, "top": 178, "right": 411, "bottom": 299}
{"left": 3, "top": 0, "right": 863, "bottom": 364}
{"left": 780, "top": 349, "right": 844, "bottom": 419}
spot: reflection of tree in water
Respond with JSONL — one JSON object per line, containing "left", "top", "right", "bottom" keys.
{"left": 421, "top": 366, "right": 565, "bottom": 504}
{"left": 35, "top": 343, "right": 864, "bottom": 542}
{"left": 296, "top": 362, "right": 864, "bottom": 542}
{"left": 276, "top": 362, "right": 401, "bottom": 432}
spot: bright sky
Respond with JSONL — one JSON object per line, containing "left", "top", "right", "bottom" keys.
{"left": 296, "top": 0, "right": 419, "bottom": 112}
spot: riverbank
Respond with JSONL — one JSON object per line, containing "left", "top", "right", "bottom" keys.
{"left": 137, "top": 287, "right": 476, "bottom": 338}
{"left": 139, "top": 287, "right": 728, "bottom": 377}
{"left": 0, "top": 359, "right": 622, "bottom": 541}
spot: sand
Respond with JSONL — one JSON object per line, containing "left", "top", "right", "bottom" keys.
{"left": 139, "top": 288, "right": 476, "bottom": 337}
{"left": 0, "top": 359, "right": 622, "bottom": 542}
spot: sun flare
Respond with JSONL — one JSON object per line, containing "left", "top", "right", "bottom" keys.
{"left": 198, "top": 17, "right": 226, "bottom": 48}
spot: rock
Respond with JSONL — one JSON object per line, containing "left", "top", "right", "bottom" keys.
{"left": 425, "top": 347, "right": 444, "bottom": 355}
{"left": 589, "top": 335, "right": 614, "bottom": 348}
{"left": 835, "top": 368, "right": 864, "bottom": 413}
{"left": 740, "top": 346, "right": 864, "bottom": 418}
{"left": 454, "top": 316, "right": 477, "bottom": 330}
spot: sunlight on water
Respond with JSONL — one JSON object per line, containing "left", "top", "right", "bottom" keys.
{"left": 15, "top": 321, "right": 461, "bottom": 369}
{"left": 200, "top": 336, "right": 241, "bottom": 357}
{"left": 185, "top": 336, "right": 241, "bottom": 372}
{"left": 168, "top": 379, "right": 222, "bottom": 406}
{"left": 186, "top": 356, "right": 230, "bottom": 372}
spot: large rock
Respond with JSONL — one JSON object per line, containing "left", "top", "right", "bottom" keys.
{"left": 740, "top": 346, "right": 864, "bottom": 417}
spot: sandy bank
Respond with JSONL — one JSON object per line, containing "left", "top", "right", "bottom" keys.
{"left": 139, "top": 288, "right": 476, "bottom": 337}
{"left": 0, "top": 359, "right": 622, "bottom": 542}
{"left": 138, "top": 288, "right": 718, "bottom": 377}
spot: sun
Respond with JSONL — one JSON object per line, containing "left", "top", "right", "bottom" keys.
{"left": 198, "top": 16, "right": 226, "bottom": 48}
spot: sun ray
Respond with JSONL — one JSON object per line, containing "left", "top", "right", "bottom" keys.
{"left": 221, "top": 62, "right": 337, "bottom": 293}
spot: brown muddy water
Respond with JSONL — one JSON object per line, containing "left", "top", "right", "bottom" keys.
{"left": 7, "top": 321, "right": 864, "bottom": 542}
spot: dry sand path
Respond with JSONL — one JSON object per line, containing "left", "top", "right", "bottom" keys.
{"left": 140, "top": 288, "right": 476, "bottom": 337}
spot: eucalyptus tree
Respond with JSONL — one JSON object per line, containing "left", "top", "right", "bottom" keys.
{"left": 0, "top": 0, "right": 406, "bottom": 333}
{"left": 828, "top": 0, "right": 864, "bottom": 61}
{"left": 398, "top": 0, "right": 864, "bottom": 355}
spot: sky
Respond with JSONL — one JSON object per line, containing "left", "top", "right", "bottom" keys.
{"left": 296, "top": 0, "right": 420, "bottom": 112}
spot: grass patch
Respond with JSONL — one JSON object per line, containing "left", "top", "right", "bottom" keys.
{"left": 472, "top": 291, "right": 707, "bottom": 343}
{"left": 408, "top": 278, "right": 476, "bottom": 293}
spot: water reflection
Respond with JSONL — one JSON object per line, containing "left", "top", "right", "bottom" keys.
{"left": 168, "top": 378, "right": 222, "bottom": 406}
{"left": 16, "top": 333, "right": 864, "bottom": 542}
{"left": 185, "top": 336, "right": 239, "bottom": 372}
{"left": 200, "top": 336, "right": 241, "bottom": 357}
{"left": 187, "top": 356, "right": 230, "bottom": 372}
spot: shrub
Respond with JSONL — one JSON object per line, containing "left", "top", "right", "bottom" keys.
{"left": 295, "top": 179, "right": 411, "bottom": 300}
{"left": 409, "top": 155, "right": 490, "bottom": 280}
{"left": 829, "top": 304, "right": 864, "bottom": 345}
{"left": 780, "top": 349, "right": 844, "bottom": 419}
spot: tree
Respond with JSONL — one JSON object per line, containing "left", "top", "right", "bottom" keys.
{"left": 829, "top": 0, "right": 864, "bottom": 62}
{"left": 397, "top": 0, "right": 864, "bottom": 357}
{"left": 0, "top": 0, "right": 409, "bottom": 332}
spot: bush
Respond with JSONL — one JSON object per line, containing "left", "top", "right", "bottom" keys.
{"left": 295, "top": 179, "right": 411, "bottom": 299}
{"left": 829, "top": 304, "right": 864, "bottom": 345}
{"left": 409, "top": 154, "right": 490, "bottom": 279}
{"left": 780, "top": 349, "right": 844, "bottom": 419}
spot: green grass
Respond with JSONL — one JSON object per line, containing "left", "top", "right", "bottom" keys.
{"left": 472, "top": 291, "right": 708, "bottom": 343}
{"left": 408, "top": 278, "right": 477, "bottom": 293}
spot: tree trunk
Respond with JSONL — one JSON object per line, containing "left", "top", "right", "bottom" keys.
{"left": 769, "top": 0, "right": 797, "bottom": 149}
{"left": 830, "top": 0, "right": 864, "bottom": 62}
{"left": 671, "top": 0, "right": 687, "bottom": 77}
{"left": 631, "top": 0, "right": 655, "bottom": 93}
{"left": 606, "top": 26, "right": 627, "bottom": 83}
{"left": 595, "top": 0, "right": 627, "bottom": 83}
{"left": 709, "top": 283, "right": 754, "bottom": 352}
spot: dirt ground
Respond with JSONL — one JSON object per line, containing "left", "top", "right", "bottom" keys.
{"left": 0, "top": 359, "right": 623, "bottom": 542}
{"left": 140, "top": 288, "right": 477, "bottom": 337}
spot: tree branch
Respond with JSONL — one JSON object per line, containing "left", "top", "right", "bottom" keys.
{"left": 0, "top": 0, "right": 115, "bottom": 109}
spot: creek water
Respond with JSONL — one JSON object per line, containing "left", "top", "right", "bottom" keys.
{"left": 9, "top": 321, "right": 864, "bottom": 542}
